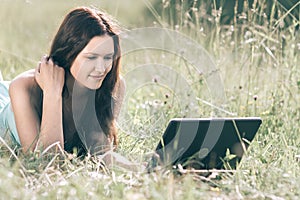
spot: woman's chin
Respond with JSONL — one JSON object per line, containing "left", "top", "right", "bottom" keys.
{"left": 72, "top": 80, "right": 102, "bottom": 94}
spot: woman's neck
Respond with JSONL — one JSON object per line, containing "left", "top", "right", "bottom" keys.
{"left": 64, "top": 71, "right": 97, "bottom": 121}
{"left": 65, "top": 71, "right": 94, "bottom": 99}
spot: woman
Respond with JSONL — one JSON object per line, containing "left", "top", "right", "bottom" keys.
{"left": 0, "top": 6, "right": 125, "bottom": 156}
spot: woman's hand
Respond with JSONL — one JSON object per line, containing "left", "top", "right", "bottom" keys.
{"left": 98, "top": 150, "right": 146, "bottom": 172}
{"left": 35, "top": 55, "right": 65, "bottom": 95}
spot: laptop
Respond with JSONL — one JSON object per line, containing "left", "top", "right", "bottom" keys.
{"left": 148, "top": 117, "right": 262, "bottom": 170}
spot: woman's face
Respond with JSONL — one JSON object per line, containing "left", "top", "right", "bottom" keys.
{"left": 70, "top": 35, "right": 114, "bottom": 90}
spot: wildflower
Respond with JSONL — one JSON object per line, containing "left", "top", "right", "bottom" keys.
{"left": 253, "top": 95, "right": 258, "bottom": 101}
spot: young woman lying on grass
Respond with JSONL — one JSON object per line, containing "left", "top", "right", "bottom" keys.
{"left": 0, "top": 6, "right": 126, "bottom": 161}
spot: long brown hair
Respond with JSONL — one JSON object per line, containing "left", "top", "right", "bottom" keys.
{"left": 48, "top": 7, "right": 121, "bottom": 152}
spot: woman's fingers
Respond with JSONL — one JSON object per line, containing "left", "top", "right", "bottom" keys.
{"left": 38, "top": 56, "right": 46, "bottom": 74}
{"left": 39, "top": 56, "right": 58, "bottom": 74}
{"left": 35, "top": 61, "right": 42, "bottom": 89}
{"left": 48, "top": 58, "right": 54, "bottom": 66}
{"left": 35, "top": 55, "right": 65, "bottom": 93}
{"left": 37, "top": 61, "right": 41, "bottom": 73}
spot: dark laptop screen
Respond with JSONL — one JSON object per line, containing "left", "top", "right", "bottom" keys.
{"left": 152, "top": 118, "right": 262, "bottom": 169}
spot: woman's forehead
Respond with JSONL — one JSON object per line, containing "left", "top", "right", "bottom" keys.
{"left": 82, "top": 35, "right": 114, "bottom": 55}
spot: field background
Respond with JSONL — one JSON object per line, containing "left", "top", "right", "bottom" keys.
{"left": 0, "top": 0, "right": 299, "bottom": 199}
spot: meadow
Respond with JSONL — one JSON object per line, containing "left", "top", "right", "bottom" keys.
{"left": 0, "top": 0, "right": 299, "bottom": 199}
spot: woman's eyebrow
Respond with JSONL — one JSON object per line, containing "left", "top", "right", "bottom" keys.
{"left": 83, "top": 52, "right": 114, "bottom": 56}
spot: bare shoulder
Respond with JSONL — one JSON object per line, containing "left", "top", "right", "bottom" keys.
{"left": 112, "top": 75, "right": 126, "bottom": 119}
{"left": 119, "top": 75, "right": 126, "bottom": 92}
{"left": 113, "top": 75, "right": 126, "bottom": 98}
{"left": 9, "top": 69, "right": 40, "bottom": 101}
{"left": 9, "top": 69, "right": 36, "bottom": 91}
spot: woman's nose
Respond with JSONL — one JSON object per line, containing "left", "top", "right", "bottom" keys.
{"left": 95, "top": 58, "right": 105, "bottom": 73}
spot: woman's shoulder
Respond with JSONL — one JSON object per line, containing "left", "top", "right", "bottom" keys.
{"left": 10, "top": 69, "right": 36, "bottom": 89}
{"left": 9, "top": 69, "right": 40, "bottom": 96}
{"left": 118, "top": 75, "right": 126, "bottom": 90}
{"left": 119, "top": 75, "right": 126, "bottom": 89}
{"left": 113, "top": 75, "right": 125, "bottom": 97}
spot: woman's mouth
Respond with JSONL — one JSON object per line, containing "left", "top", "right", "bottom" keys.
{"left": 89, "top": 74, "right": 105, "bottom": 80}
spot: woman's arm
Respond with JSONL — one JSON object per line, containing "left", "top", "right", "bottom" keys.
{"left": 9, "top": 57, "right": 65, "bottom": 153}
{"left": 9, "top": 74, "right": 42, "bottom": 152}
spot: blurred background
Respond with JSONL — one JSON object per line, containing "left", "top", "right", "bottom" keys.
{"left": 0, "top": 0, "right": 298, "bottom": 79}
{"left": 0, "top": 0, "right": 157, "bottom": 79}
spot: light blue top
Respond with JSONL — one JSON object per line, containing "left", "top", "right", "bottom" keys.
{"left": 0, "top": 81, "right": 21, "bottom": 146}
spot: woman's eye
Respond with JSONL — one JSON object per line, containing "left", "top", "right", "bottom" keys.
{"left": 104, "top": 56, "right": 113, "bottom": 60}
{"left": 87, "top": 56, "right": 97, "bottom": 60}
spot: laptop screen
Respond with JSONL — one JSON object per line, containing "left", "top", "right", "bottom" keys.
{"left": 151, "top": 117, "right": 262, "bottom": 170}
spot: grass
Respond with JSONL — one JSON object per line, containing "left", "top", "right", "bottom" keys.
{"left": 0, "top": 0, "right": 300, "bottom": 199}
